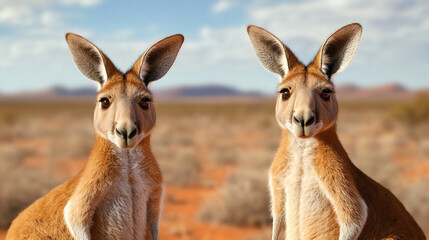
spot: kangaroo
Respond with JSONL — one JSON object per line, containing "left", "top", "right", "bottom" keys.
{"left": 6, "top": 33, "right": 184, "bottom": 240}
{"left": 247, "top": 23, "right": 425, "bottom": 240}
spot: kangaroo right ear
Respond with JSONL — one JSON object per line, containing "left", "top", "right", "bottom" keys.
{"left": 65, "top": 33, "right": 116, "bottom": 88}
{"left": 247, "top": 25, "right": 299, "bottom": 79}
{"left": 132, "top": 34, "right": 184, "bottom": 86}
{"left": 314, "top": 23, "right": 362, "bottom": 79}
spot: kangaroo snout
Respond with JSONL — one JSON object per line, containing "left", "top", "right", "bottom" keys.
{"left": 114, "top": 119, "right": 139, "bottom": 148}
{"left": 115, "top": 126, "right": 137, "bottom": 140}
{"left": 292, "top": 112, "right": 315, "bottom": 127}
{"left": 289, "top": 110, "right": 320, "bottom": 138}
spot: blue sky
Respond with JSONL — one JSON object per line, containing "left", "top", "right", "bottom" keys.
{"left": 0, "top": 0, "right": 428, "bottom": 94}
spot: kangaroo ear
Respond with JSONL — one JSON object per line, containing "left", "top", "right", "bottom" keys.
{"left": 247, "top": 25, "right": 299, "bottom": 79}
{"left": 65, "top": 33, "right": 117, "bottom": 89}
{"left": 132, "top": 34, "right": 184, "bottom": 86}
{"left": 314, "top": 23, "right": 362, "bottom": 79}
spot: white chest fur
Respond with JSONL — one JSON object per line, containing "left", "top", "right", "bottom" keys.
{"left": 93, "top": 148, "right": 151, "bottom": 240}
{"left": 283, "top": 138, "right": 336, "bottom": 239}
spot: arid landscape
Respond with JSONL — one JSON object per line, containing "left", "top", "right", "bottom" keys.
{"left": 0, "top": 91, "right": 428, "bottom": 239}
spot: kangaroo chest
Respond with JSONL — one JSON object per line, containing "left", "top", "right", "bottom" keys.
{"left": 282, "top": 139, "right": 339, "bottom": 239}
{"left": 91, "top": 149, "right": 151, "bottom": 240}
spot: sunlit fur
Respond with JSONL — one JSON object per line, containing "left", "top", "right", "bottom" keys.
{"left": 6, "top": 33, "right": 183, "bottom": 240}
{"left": 248, "top": 24, "right": 425, "bottom": 240}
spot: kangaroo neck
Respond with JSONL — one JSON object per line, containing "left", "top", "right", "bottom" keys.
{"left": 89, "top": 134, "right": 151, "bottom": 165}
{"left": 281, "top": 126, "right": 351, "bottom": 166}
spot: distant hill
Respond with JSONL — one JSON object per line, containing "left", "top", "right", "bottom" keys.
{"left": 154, "top": 85, "right": 264, "bottom": 100}
{"left": 0, "top": 83, "right": 427, "bottom": 101}
{"left": 335, "top": 83, "right": 428, "bottom": 101}
{"left": 0, "top": 85, "right": 266, "bottom": 101}
{"left": 0, "top": 86, "right": 97, "bottom": 101}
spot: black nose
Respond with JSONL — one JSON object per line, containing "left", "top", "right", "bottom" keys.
{"left": 293, "top": 114, "right": 315, "bottom": 127}
{"left": 305, "top": 115, "right": 315, "bottom": 126}
{"left": 128, "top": 127, "right": 137, "bottom": 139}
{"left": 293, "top": 115, "right": 303, "bottom": 126}
{"left": 115, "top": 127, "right": 137, "bottom": 140}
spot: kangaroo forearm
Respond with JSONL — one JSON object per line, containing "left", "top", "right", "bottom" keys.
{"left": 64, "top": 171, "right": 115, "bottom": 240}
{"left": 271, "top": 212, "right": 285, "bottom": 240}
{"left": 269, "top": 174, "right": 286, "bottom": 240}
{"left": 338, "top": 198, "right": 368, "bottom": 240}
{"left": 317, "top": 176, "right": 367, "bottom": 239}
{"left": 146, "top": 185, "right": 163, "bottom": 240}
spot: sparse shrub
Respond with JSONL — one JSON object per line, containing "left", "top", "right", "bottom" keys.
{"left": 0, "top": 145, "right": 33, "bottom": 167}
{"left": 155, "top": 130, "right": 194, "bottom": 146}
{"left": 396, "top": 181, "right": 429, "bottom": 234}
{"left": 389, "top": 94, "right": 429, "bottom": 126}
{"left": 0, "top": 145, "right": 61, "bottom": 228}
{"left": 238, "top": 150, "right": 273, "bottom": 169}
{"left": 47, "top": 128, "right": 94, "bottom": 162}
{"left": 211, "top": 147, "right": 237, "bottom": 165}
{"left": 198, "top": 167, "right": 271, "bottom": 226}
{"left": 248, "top": 229, "right": 273, "bottom": 240}
{"left": 348, "top": 128, "right": 429, "bottom": 235}
{"left": 159, "top": 147, "right": 201, "bottom": 186}
{"left": 0, "top": 167, "right": 61, "bottom": 228}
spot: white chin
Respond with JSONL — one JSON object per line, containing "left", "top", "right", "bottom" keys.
{"left": 107, "top": 133, "right": 142, "bottom": 149}
{"left": 285, "top": 121, "right": 324, "bottom": 138}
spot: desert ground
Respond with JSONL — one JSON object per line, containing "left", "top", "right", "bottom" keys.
{"left": 0, "top": 97, "right": 428, "bottom": 239}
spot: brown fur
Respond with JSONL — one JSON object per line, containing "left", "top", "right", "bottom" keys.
{"left": 248, "top": 24, "right": 425, "bottom": 240}
{"left": 6, "top": 136, "right": 161, "bottom": 240}
{"left": 7, "top": 33, "right": 183, "bottom": 240}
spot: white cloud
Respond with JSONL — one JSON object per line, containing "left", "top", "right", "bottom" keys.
{"left": 212, "top": 0, "right": 238, "bottom": 13}
{"left": 242, "top": 0, "right": 429, "bottom": 71}
{"left": 60, "top": 0, "right": 103, "bottom": 7}
{"left": 176, "top": 25, "right": 254, "bottom": 71}
{"left": 0, "top": 37, "right": 66, "bottom": 67}
{"left": 0, "top": 0, "right": 103, "bottom": 26}
{"left": 1, "top": 0, "right": 102, "bottom": 7}
{"left": 40, "top": 11, "right": 62, "bottom": 26}
{"left": 1, "top": 0, "right": 428, "bottom": 93}
{"left": 0, "top": 7, "right": 34, "bottom": 25}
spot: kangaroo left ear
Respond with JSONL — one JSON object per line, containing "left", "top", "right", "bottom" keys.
{"left": 132, "top": 34, "right": 184, "bottom": 86}
{"left": 314, "top": 23, "right": 362, "bottom": 79}
{"left": 247, "top": 25, "right": 300, "bottom": 79}
{"left": 65, "top": 33, "right": 118, "bottom": 89}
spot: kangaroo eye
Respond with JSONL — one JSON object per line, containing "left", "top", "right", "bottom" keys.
{"left": 320, "top": 89, "right": 332, "bottom": 101}
{"left": 100, "top": 98, "right": 111, "bottom": 109}
{"left": 139, "top": 98, "right": 150, "bottom": 110}
{"left": 280, "top": 89, "right": 291, "bottom": 100}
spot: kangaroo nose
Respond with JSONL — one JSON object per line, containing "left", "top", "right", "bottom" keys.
{"left": 293, "top": 113, "right": 315, "bottom": 127}
{"left": 293, "top": 115, "right": 303, "bottom": 127}
{"left": 305, "top": 114, "right": 315, "bottom": 126}
{"left": 115, "top": 126, "right": 137, "bottom": 140}
{"left": 128, "top": 127, "right": 137, "bottom": 139}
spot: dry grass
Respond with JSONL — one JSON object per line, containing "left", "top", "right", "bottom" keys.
{"left": 198, "top": 166, "right": 271, "bottom": 226}
{"left": 157, "top": 147, "right": 202, "bottom": 186}
{"left": 389, "top": 94, "right": 429, "bottom": 126}
{"left": 0, "top": 98, "right": 427, "bottom": 236}
{"left": 0, "top": 145, "right": 62, "bottom": 228}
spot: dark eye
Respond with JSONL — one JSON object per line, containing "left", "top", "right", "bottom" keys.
{"left": 320, "top": 89, "right": 332, "bottom": 101}
{"left": 139, "top": 98, "right": 150, "bottom": 109}
{"left": 280, "top": 89, "right": 291, "bottom": 100}
{"left": 100, "top": 98, "right": 111, "bottom": 109}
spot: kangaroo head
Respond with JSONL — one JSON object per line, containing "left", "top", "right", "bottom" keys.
{"left": 66, "top": 33, "right": 184, "bottom": 148}
{"left": 248, "top": 23, "right": 362, "bottom": 138}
